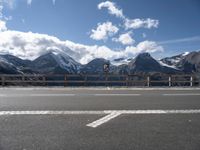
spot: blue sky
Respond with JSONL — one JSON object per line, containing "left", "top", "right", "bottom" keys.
{"left": 0, "top": 0, "right": 200, "bottom": 63}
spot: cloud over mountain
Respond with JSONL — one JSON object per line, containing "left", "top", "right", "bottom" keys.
{"left": 0, "top": 30, "right": 163, "bottom": 64}
{"left": 113, "top": 32, "right": 135, "bottom": 45}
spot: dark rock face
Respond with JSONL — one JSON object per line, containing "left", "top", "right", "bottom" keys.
{"left": 81, "top": 58, "right": 110, "bottom": 74}
{"left": 0, "top": 54, "right": 32, "bottom": 68}
{"left": 0, "top": 60, "right": 19, "bottom": 74}
{"left": 128, "top": 53, "right": 163, "bottom": 73}
{"left": 0, "top": 54, "right": 32, "bottom": 74}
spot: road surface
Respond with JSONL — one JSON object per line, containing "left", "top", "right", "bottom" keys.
{"left": 0, "top": 87, "right": 200, "bottom": 150}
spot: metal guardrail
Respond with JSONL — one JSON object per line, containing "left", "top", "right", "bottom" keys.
{"left": 0, "top": 74, "right": 199, "bottom": 87}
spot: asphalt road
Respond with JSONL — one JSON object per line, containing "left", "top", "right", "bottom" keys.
{"left": 0, "top": 87, "right": 200, "bottom": 150}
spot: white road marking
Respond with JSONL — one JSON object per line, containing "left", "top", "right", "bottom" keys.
{"left": 30, "top": 94, "right": 76, "bottom": 97}
{"left": 94, "top": 94, "right": 141, "bottom": 96}
{"left": 86, "top": 112, "right": 121, "bottom": 128}
{"left": 0, "top": 109, "right": 200, "bottom": 128}
{"left": 0, "top": 93, "right": 141, "bottom": 97}
{"left": 163, "top": 93, "right": 200, "bottom": 96}
{"left": 0, "top": 94, "right": 76, "bottom": 97}
{"left": 104, "top": 110, "right": 200, "bottom": 114}
{"left": 0, "top": 111, "right": 105, "bottom": 115}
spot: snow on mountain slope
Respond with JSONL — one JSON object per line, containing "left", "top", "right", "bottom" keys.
{"left": 158, "top": 60, "right": 179, "bottom": 70}
{"left": 160, "top": 52, "right": 190, "bottom": 67}
{"left": 32, "top": 51, "right": 81, "bottom": 74}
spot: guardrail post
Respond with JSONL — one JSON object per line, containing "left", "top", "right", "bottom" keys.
{"left": 105, "top": 74, "right": 108, "bottom": 86}
{"left": 1, "top": 76, "right": 5, "bottom": 86}
{"left": 64, "top": 75, "right": 67, "bottom": 87}
{"left": 190, "top": 76, "right": 193, "bottom": 87}
{"left": 126, "top": 75, "right": 129, "bottom": 86}
{"left": 84, "top": 75, "right": 87, "bottom": 86}
{"left": 169, "top": 76, "right": 171, "bottom": 87}
{"left": 42, "top": 76, "right": 46, "bottom": 86}
{"left": 22, "top": 75, "right": 25, "bottom": 86}
{"left": 147, "top": 76, "right": 150, "bottom": 87}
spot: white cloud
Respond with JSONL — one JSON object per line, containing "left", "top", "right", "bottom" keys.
{"left": 124, "top": 41, "right": 163, "bottom": 58}
{"left": 0, "top": 30, "right": 163, "bottom": 64}
{"left": 27, "top": 0, "right": 32, "bottom": 5}
{"left": 0, "top": 30, "right": 123, "bottom": 64}
{"left": 113, "top": 32, "right": 135, "bottom": 45}
{"left": 98, "top": 1, "right": 124, "bottom": 19}
{"left": 90, "top": 22, "right": 119, "bottom": 41}
{"left": 97, "top": 1, "right": 159, "bottom": 31}
{"left": 52, "top": 0, "right": 56, "bottom": 5}
{"left": 0, "top": 20, "right": 7, "bottom": 31}
{"left": 136, "top": 41, "right": 163, "bottom": 53}
{"left": 125, "top": 18, "right": 159, "bottom": 29}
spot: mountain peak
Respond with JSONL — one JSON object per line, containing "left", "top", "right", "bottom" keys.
{"left": 137, "top": 52, "right": 151, "bottom": 58}
{"left": 81, "top": 58, "right": 110, "bottom": 74}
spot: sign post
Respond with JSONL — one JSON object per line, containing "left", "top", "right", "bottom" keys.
{"left": 103, "top": 63, "right": 110, "bottom": 86}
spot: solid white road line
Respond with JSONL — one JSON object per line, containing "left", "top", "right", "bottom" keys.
{"left": 104, "top": 109, "right": 200, "bottom": 114}
{"left": 1, "top": 93, "right": 199, "bottom": 97}
{"left": 0, "top": 109, "right": 200, "bottom": 128}
{"left": 163, "top": 93, "right": 200, "bottom": 96}
{"left": 86, "top": 112, "right": 122, "bottom": 128}
{"left": 0, "top": 94, "right": 76, "bottom": 97}
{"left": 0, "top": 93, "right": 141, "bottom": 97}
{"left": 0, "top": 111, "right": 105, "bottom": 115}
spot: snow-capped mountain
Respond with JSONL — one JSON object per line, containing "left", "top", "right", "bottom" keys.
{"left": 115, "top": 53, "right": 180, "bottom": 74}
{"left": 160, "top": 51, "right": 200, "bottom": 73}
{"left": 0, "top": 54, "right": 34, "bottom": 74}
{"left": 0, "top": 51, "right": 81, "bottom": 74}
{"left": 160, "top": 52, "right": 189, "bottom": 67}
{"left": 0, "top": 58, "right": 19, "bottom": 74}
{"left": 81, "top": 58, "right": 111, "bottom": 74}
{"left": 0, "top": 51, "right": 199, "bottom": 75}
{"left": 32, "top": 51, "right": 81, "bottom": 74}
